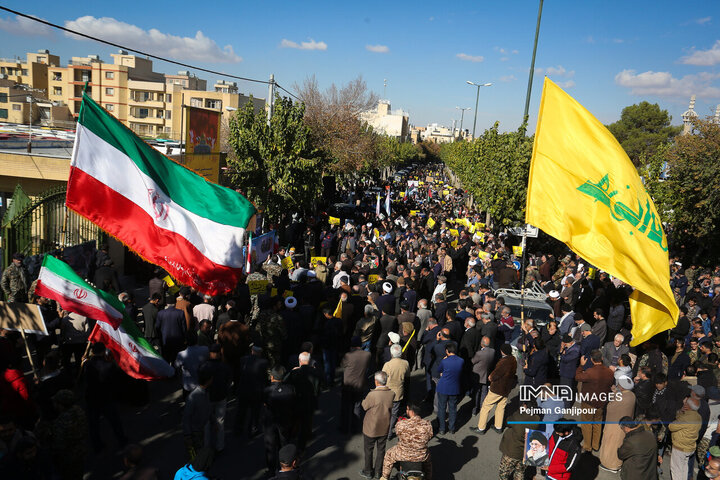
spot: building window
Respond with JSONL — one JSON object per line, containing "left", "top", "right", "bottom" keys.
{"left": 142, "top": 92, "right": 152, "bottom": 101}
{"left": 0, "top": 109, "right": 7, "bottom": 119}
{"left": 53, "top": 87, "right": 62, "bottom": 95}
{"left": 106, "top": 104, "right": 114, "bottom": 111}
{"left": 0, "top": 93, "right": 7, "bottom": 103}
{"left": 53, "top": 72, "right": 62, "bottom": 81}
{"left": 138, "top": 108, "right": 149, "bottom": 118}
{"left": 165, "top": 127, "right": 172, "bottom": 134}
{"left": 12, "top": 104, "right": 21, "bottom": 111}
{"left": 156, "top": 110, "right": 164, "bottom": 119}
{"left": 190, "top": 97, "right": 203, "bottom": 108}
{"left": 105, "top": 88, "right": 114, "bottom": 96}
{"left": 156, "top": 94, "right": 163, "bottom": 102}
{"left": 105, "top": 71, "right": 114, "bottom": 79}
{"left": 37, "top": 56, "right": 46, "bottom": 63}
{"left": 166, "top": 94, "right": 172, "bottom": 103}
{"left": 205, "top": 99, "right": 222, "bottom": 110}
{"left": 166, "top": 110, "right": 172, "bottom": 120}
{"left": 0, "top": 67, "right": 5, "bottom": 74}
{"left": 21, "top": 69, "right": 28, "bottom": 76}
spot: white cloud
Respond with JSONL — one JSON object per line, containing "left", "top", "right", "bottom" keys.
{"left": 500, "top": 57, "right": 509, "bottom": 62}
{"left": 495, "top": 47, "right": 507, "bottom": 54}
{"left": 612, "top": 38, "right": 624, "bottom": 44}
{"left": 586, "top": 35, "right": 595, "bottom": 44}
{"left": 697, "top": 16, "right": 712, "bottom": 25}
{"left": 429, "top": 16, "right": 435, "bottom": 21}
{"left": 558, "top": 80, "right": 576, "bottom": 88}
{"left": 456, "top": 53, "right": 484, "bottom": 63}
{"left": 499, "top": 75, "right": 516, "bottom": 82}
{"left": 680, "top": 40, "right": 720, "bottom": 66}
{"left": 280, "top": 38, "right": 327, "bottom": 51}
{"left": 366, "top": 44, "right": 389, "bottom": 53}
{"left": 64, "top": 16, "right": 240, "bottom": 63}
{"left": 615, "top": 69, "right": 720, "bottom": 98}
{"left": 0, "top": 14, "right": 52, "bottom": 36}
{"left": 545, "top": 65, "right": 575, "bottom": 78}
{"left": 512, "top": 49, "right": 519, "bottom": 54}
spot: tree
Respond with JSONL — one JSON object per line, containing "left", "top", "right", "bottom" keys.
{"left": 295, "top": 75, "right": 379, "bottom": 172}
{"left": 374, "top": 135, "right": 418, "bottom": 169}
{"left": 225, "top": 95, "right": 324, "bottom": 220}
{"left": 441, "top": 123, "right": 533, "bottom": 225}
{"left": 607, "top": 101, "right": 682, "bottom": 166}
{"left": 661, "top": 117, "right": 720, "bottom": 263}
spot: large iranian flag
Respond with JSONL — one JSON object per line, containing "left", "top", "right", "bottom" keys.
{"left": 66, "top": 94, "right": 256, "bottom": 295}
{"left": 35, "top": 255, "right": 174, "bottom": 380}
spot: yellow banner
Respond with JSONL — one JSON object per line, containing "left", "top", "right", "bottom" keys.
{"left": 410, "top": 210, "right": 418, "bottom": 216}
{"left": 449, "top": 229, "right": 459, "bottom": 237}
{"left": 329, "top": 216, "right": 340, "bottom": 225}
{"left": 451, "top": 239, "right": 458, "bottom": 248}
{"left": 525, "top": 78, "right": 677, "bottom": 346}
{"left": 368, "top": 274, "right": 379, "bottom": 284}
{"left": 310, "top": 256, "right": 327, "bottom": 267}
{"left": 442, "top": 190, "right": 449, "bottom": 196}
{"left": 247, "top": 280, "right": 269, "bottom": 295}
{"left": 373, "top": 228, "right": 380, "bottom": 238}
{"left": 512, "top": 245, "right": 523, "bottom": 257}
{"left": 163, "top": 275, "right": 180, "bottom": 295}
{"left": 475, "top": 222, "right": 485, "bottom": 230}
{"left": 400, "top": 191, "right": 406, "bottom": 197}
{"left": 478, "top": 250, "right": 491, "bottom": 259}
{"left": 426, "top": 217, "right": 436, "bottom": 229}
{"left": 281, "top": 256, "right": 294, "bottom": 270}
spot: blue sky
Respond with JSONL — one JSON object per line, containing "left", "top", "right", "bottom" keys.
{"left": 0, "top": 1, "right": 718, "bottom": 132}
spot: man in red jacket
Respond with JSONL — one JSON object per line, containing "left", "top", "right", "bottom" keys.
{"left": 545, "top": 421, "right": 582, "bottom": 480}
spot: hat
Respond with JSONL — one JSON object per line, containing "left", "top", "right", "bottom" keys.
{"left": 209, "top": 343, "right": 222, "bottom": 353}
{"left": 388, "top": 332, "right": 400, "bottom": 344}
{"left": 382, "top": 282, "right": 393, "bottom": 293}
{"left": 284, "top": 296, "right": 297, "bottom": 309}
{"left": 692, "top": 384, "right": 706, "bottom": 398}
{"left": 438, "top": 275, "right": 447, "bottom": 283}
{"left": 709, "top": 446, "right": 720, "bottom": 458}
{"left": 289, "top": 247, "right": 296, "bottom": 253}
{"left": 616, "top": 375, "right": 634, "bottom": 390}
{"left": 528, "top": 430, "right": 548, "bottom": 446}
{"left": 367, "top": 222, "right": 373, "bottom": 228}
{"left": 580, "top": 323, "right": 592, "bottom": 333}
{"left": 562, "top": 334, "right": 573, "bottom": 343}
{"left": 548, "top": 290, "right": 560, "bottom": 299}
{"left": 278, "top": 444, "right": 298, "bottom": 465}
{"left": 561, "top": 255, "right": 571, "bottom": 263}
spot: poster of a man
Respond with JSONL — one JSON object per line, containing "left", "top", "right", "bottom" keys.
{"left": 524, "top": 429, "right": 550, "bottom": 467}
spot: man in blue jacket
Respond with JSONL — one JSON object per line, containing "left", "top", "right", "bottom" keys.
{"left": 436, "top": 342, "right": 464, "bottom": 434}
{"left": 559, "top": 334, "right": 580, "bottom": 407}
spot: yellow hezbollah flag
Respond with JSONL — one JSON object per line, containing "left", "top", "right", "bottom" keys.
{"left": 426, "top": 217, "right": 436, "bottom": 229}
{"left": 512, "top": 245, "right": 523, "bottom": 257}
{"left": 329, "top": 216, "right": 340, "bottom": 225}
{"left": 526, "top": 78, "right": 677, "bottom": 346}
{"left": 333, "top": 298, "right": 343, "bottom": 318}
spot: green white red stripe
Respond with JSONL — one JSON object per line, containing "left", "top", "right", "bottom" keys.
{"left": 66, "top": 94, "right": 256, "bottom": 295}
{"left": 89, "top": 315, "right": 175, "bottom": 380}
{"left": 35, "top": 254, "right": 124, "bottom": 329}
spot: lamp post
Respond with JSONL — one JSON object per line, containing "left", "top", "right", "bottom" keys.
{"left": 466, "top": 81, "right": 492, "bottom": 139}
{"left": 456, "top": 107, "right": 470, "bottom": 140}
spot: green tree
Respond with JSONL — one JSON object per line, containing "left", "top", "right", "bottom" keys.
{"left": 225, "top": 95, "right": 324, "bottom": 220}
{"left": 441, "top": 123, "right": 533, "bottom": 225}
{"left": 661, "top": 117, "right": 720, "bottom": 262}
{"left": 374, "top": 135, "right": 418, "bottom": 169}
{"left": 607, "top": 101, "right": 682, "bottom": 166}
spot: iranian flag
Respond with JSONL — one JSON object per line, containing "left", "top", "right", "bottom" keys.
{"left": 66, "top": 94, "right": 256, "bottom": 295}
{"left": 35, "top": 255, "right": 174, "bottom": 380}
{"left": 36, "top": 254, "right": 125, "bottom": 329}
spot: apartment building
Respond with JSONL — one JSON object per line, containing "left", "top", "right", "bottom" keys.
{"left": 0, "top": 50, "right": 60, "bottom": 94}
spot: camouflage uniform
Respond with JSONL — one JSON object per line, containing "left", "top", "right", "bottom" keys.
{"left": 255, "top": 309, "right": 286, "bottom": 367}
{"left": 498, "top": 454, "right": 525, "bottom": 480}
{"left": 381, "top": 416, "right": 433, "bottom": 479}
{"left": 1, "top": 261, "right": 28, "bottom": 302}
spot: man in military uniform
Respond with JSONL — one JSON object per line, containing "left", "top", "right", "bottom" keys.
{"left": 256, "top": 296, "right": 287, "bottom": 368}
{"left": 380, "top": 402, "right": 434, "bottom": 480}
{"left": 1, "top": 252, "right": 28, "bottom": 303}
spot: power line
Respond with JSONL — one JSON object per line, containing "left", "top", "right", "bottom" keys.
{"left": 0, "top": 5, "right": 272, "bottom": 86}
{"left": 275, "top": 83, "right": 301, "bottom": 102}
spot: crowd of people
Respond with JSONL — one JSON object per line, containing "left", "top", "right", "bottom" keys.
{"left": 2, "top": 163, "right": 720, "bottom": 480}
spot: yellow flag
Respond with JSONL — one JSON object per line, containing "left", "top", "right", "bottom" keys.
{"left": 449, "top": 228, "right": 460, "bottom": 237}
{"left": 333, "top": 298, "right": 343, "bottom": 318}
{"left": 281, "top": 256, "right": 294, "bottom": 270}
{"left": 525, "top": 78, "right": 677, "bottom": 346}
{"left": 329, "top": 216, "right": 340, "bottom": 225}
{"left": 512, "top": 245, "right": 523, "bottom": 257}
{"left": 409, "top": 210, "right": 418, "bottom": 216}
{"left": 426, "top": 217, "right": 436, "bottom": 229}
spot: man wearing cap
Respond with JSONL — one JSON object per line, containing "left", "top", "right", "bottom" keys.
{"left": 1, "top": 253, "right": 27, "bottom": 303}
{"left": 376, "top": 282, "right": 396, "bottom": 316}
{"left": 598, "top": 375, "right": 636, "bottom": 473}
{"left": 548, "top": 290, "right": 562, "bottom": 318}
{"left": 701, "top": 446, "right": 720, "bottom": 480}
{"left": 579, "top": 324, "right": 600, "bottom": 367}
{"left": 617, "top": 416, "right": 658, "bottom": 480}
{"left": 270, "top": 443, "right": 304, "bottom": 479}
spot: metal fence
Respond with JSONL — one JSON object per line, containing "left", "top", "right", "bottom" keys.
{"left": 2, "top": 187, "right": 105, "bottom": 268}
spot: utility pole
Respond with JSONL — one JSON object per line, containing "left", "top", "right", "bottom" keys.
{"left": 522, "top": 0, "right": 544, "bottom": 128}
{"left": 267, "top": 74, "right": 275, "bottom": 126}
{"left": 27, "top": 95, "right": 32, "bottom": 153}
{"left": 456, "top": 107, "right": 470, "bottom": 141}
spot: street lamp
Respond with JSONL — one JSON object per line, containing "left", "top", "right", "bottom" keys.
{"left": 466, "top": 81, "right": 492, "bottom": 139}
{"left": 456, "top": 107, "right": 471, "bottom": 141}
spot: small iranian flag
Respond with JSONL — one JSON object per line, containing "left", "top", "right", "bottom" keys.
{"left": 36, "top": 255, "right": 173, "bottom": 380}
{"left": 36, "top": 254, "right": 125, "bottom": 329}
{"left": 66, "top": 94, "right": 256, "bottom": 295}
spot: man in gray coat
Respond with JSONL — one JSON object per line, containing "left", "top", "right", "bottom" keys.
{"left": 471, "top": 336, "right": 495, "bottom": 416}
{"left": 601, "top": 334, "right": 630, "bottom": 368}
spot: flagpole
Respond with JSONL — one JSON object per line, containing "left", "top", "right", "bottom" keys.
{"left": 18, "top": 329, "right": 39, "bottom": 381}
{"left": 77, "top": 323, "right": 99, "bottom": 381}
